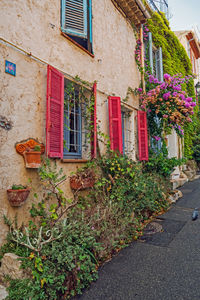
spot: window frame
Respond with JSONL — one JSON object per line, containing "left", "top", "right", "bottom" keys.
{"left": 121, "top": 109, "right": 132, "bottom": 156}
{"left": 63, "top": 79, "right": 95, "bottom": 160}
{"left": 63, "top": 90, "right": 82, "bottom": 159}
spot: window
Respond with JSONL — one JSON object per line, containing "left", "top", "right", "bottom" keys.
{"left": 64, "top": 82, "right": 82, "bottom": 158}
{"left": 187, "top": 41, "right": 191, "bottom": 59}
{"left": 46, "top": 65, "right": 96, "bottom": 159}
{"left": 121, "top": 110, "right": 132, "bottom": 156}
{"left": 63, "top": 79, "right": 93, "bottom": 159}
{"left": 108, "top": 97, "right": 144, "bottom": 160}
{"left": 155, "top": 48, "right": 163, "bottom": 82}
{"left": 150, "top": 116, "right": 162, "bottom": 153}
{"left": 191, "top": 52, "right": 196, "bottom": 74}
{"left": 61, "top": 0, "right": 93, "bottom": 53}
{"left": 146, "top": 32, "right": 163, "bottom": 82}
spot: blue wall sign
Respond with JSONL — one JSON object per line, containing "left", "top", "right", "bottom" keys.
{"left": 5, "top": 60, "right": 16, "bottom": 76}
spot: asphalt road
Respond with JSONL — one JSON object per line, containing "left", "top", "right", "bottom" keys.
{"left": 75, "top": 178, "right": 200, "bottom": 300}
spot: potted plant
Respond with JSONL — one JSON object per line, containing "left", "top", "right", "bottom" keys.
{"left": 70, "top": 169, "right": 95, "bottom": 191}
{"left": 7, "top": 184, "right": 31, "bottom": 207}
{"left": 23, "top": 145, "right": 42, "bottom": 168}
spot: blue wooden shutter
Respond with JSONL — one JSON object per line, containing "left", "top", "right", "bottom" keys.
{"left": 148, "top": 32, "right": 154, "bottom": 75}
{"left": 61, "top": 0, "right": 87, "bottom": 38}
{"left": 155, "top": 47, "right": 163, "bottom": 82}
{"left": 89, "top": 0, "right": 93, "bottom": 44}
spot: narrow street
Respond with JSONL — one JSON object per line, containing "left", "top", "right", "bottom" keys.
{"left": 75, "top": 178, "right": 200, "bottom": 300}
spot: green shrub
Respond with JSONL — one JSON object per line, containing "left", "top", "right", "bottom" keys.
{"left": 144, "top": 151, "right": 185, "bottom": 177}
{"left": 2, "top": 155, "right": 170, "bottom": 299}
{"left": 5, "top": 222, "right": 99, "bottom": 299}
{"left": 192, "top": 134, "right": 200, "bottom": 163}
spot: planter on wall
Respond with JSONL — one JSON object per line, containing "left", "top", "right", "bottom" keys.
{"left": 15, "top": 138, "right": 45, "bottom": 169}
{"left": 70, "top": 170, "right": 95, "bottom": 191}
{"left": 23, "top": 151, "right": 41, "bottom": 168}
{"left": 7, "top": 188, "right": 31, "bottom": 207}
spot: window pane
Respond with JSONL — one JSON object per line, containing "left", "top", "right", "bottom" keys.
{"left": 64, "top": 81, "right": 82, "bottom": 157}
{"left": 121, "top": 111, "right": 131, "bottom": 156}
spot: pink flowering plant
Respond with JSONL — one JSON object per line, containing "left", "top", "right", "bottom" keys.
{"left": 135, "top": 39, "right": 143, "bottom": 73}
{"left": 138, "top": 73, "right": 196, "bottom": 138}
{"left": 135, "top": 25, "right": 149, "bottom": 74}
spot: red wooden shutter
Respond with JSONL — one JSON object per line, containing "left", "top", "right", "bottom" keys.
{"left": 137, "top": 110, "right": 148, "bottom": 161}
{"left": 91, "top": 82, "right": 97, "bottom": 159}
{"left": 108, "top": 96, "right": 123, "bottom": 154}
{"left": 46, "top": 65, "right": 64, "bottom": 158}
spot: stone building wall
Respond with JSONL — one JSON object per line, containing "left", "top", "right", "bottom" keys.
{"left": 0, "top": 0, "right": 141, "bottom": 244}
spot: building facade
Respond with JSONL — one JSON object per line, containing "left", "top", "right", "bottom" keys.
{"left": 0, "top": 0, "right": 150, "bottom": 244}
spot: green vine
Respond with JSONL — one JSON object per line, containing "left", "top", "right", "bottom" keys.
{"left": 122, "top": 87, "right": 135, "bottom": 102}
{"left": 146, "top": 12, "right": 200, "bottom": 158}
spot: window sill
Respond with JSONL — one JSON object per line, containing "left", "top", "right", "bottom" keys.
{"left": 62, "top": 159, "right": 89, "bottom": 163}
{"left": 61, "top": 32, "right": 94, "bottom": 58}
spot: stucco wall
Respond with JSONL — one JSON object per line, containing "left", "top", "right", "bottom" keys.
{"left": 0, "top": 0, "right": 141, "bottom": 244}
{"left": 0, "top": 0, "right": 140, "bottom": 99}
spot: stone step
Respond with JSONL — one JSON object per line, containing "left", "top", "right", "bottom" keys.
{"left": 193, "top": 175, "right": 200, "bottom": 180}
{"left": 168, "top": 189, "right": 183, "bottom": 203}
{"left": 178, "top": 177, "right": 189, "bottom": 187}
{"left": 184, "top": 170, "right": 196, "bottom": 181}
{"left": 170, "top": 177, "right": 188, "bottom": 190}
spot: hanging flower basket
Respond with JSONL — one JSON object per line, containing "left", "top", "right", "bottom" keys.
{"left": 70, "top": 169, "right": 95, "bottom": 191}
{"left": 7, "top": 186, "right": 31, "bottom": 207}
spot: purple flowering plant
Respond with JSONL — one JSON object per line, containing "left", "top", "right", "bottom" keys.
{"left": 135, "top": 24, "right": 196, "bottom": 139}
{"left": 135, "top": 39, "right": 143, "bottom": 73}
{"left": 138, "top": 73, "right": 196, "bottom": 137}
{"left": 135, "top": 25, "right": 150, "bottom": 73}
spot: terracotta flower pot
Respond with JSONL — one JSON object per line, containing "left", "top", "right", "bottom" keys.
{"left": 23, "top": 151, "right": 41, "bottom": 168}
{"left": 70, "top": 171, "right": 95, "bottom": 190}
{"left": 7, "top": 188, "right": 31, "bottom": 207}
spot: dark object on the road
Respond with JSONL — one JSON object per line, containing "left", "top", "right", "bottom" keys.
{"left": 192, "top": 208, "right": 199, "bottom": 221}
